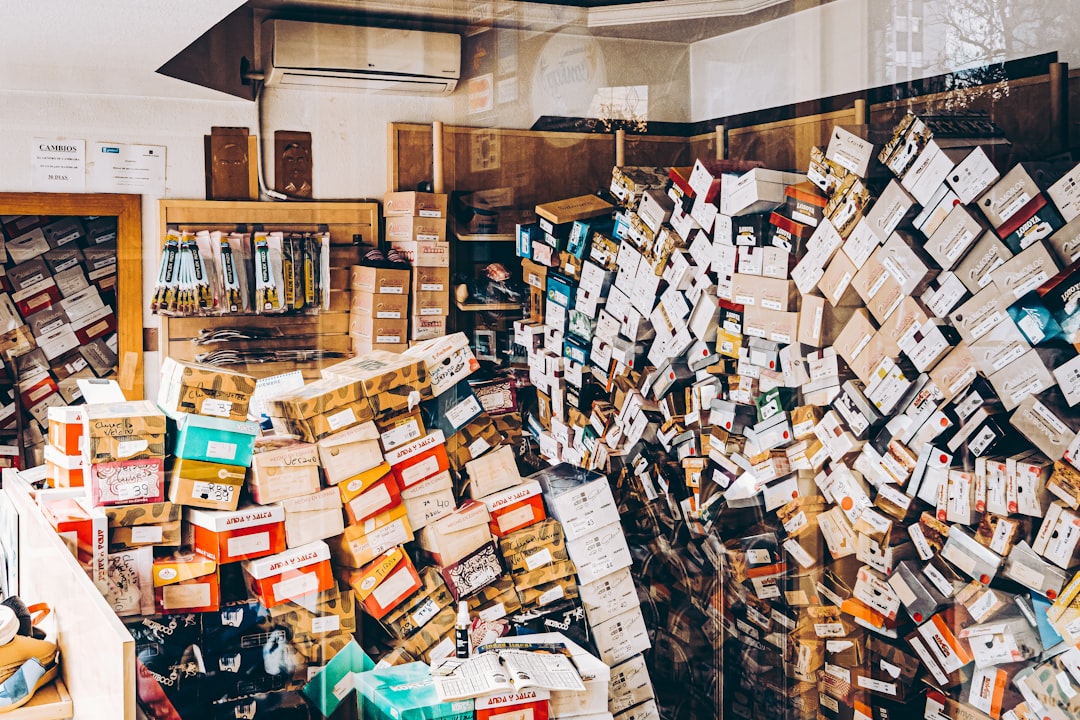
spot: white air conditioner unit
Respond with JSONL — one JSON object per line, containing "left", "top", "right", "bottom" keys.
{"left": 261, "top": 20, "right": 460, "bottom": 96}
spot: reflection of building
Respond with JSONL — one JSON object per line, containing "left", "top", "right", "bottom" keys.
{"left": 875, "top": 0, "right": 929, "bottom": 83}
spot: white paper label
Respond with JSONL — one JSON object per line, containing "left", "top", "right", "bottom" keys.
{"left": 857, "top": 676, "right": 897, "bottom": 696}
{"left": 909, "top": 525, "right": 934, "bottom": 561}
{"left": 746, "top": 548, "right": 773, "bottom": 565}
{"left": 228, "top": 531, "right": 270, "bottom": 557}
{"left": 429, "top": 637, "right": 456, "bottom": 665}
{"left": 116, "top": 439, "right": 148, "bottom": 458}
{"left": 479, "top": 602, "right": 507, "bottom": 622}
{"left": 967, "top": 589, "right": 999, "bottom": 622}
{"left": 350, "top": 483, "right": 391, "bottom": 519}
{"left": 205, "top": 440, "right": 237, "bottom": 461}
{"left": 889, "top": 573, "right": 918, "bottom": 608}
{"left": 446, "top": 396, "right": 482, "bottom": 429}
{"left": 989, "top": 520, "right": 1013, "bottom": 555}
{"left": 525, "top": 548, "right": 553, "bottom": 572}
{"left": 1009, "top": 561, "right": 1044, "bottom": 590}
{"left": 468, "top": 437, "right": 491, "bottom": 459}
{"left": 332, "top": 672, "right": 354, "bottom": 700}
{"left": 815, "top": 623, "right": 845, "bottom": 637}
{"left": 401, "top": 455, "right": 442, "bottom": 486}
{"left": 783, "top": 539, "right": 815, "bottom": 568}
{"left": 371, "top": 568, "right": 417, "bottom": 609}
{"left": 201, "top": 399, "right": 232, "bottom": 418}
{"left": 539, "top": 585, "right": 565, "bottom": 605}
{"left": 131, "top": 525, "right": 163, "bottom": 544}
{"left": 311, "top": 615, "right": 340, "bottom": 634}
{"left": 924, "top": 563, "right": 954, "bottom": 597}
{"left": 382, "top": 419, "right": 422, "bottom": 449}
{"left": 191, "top": 481, "right": 237, "bottom": 504}
{"left": 162, "top": 583, "right": 211, "bottom": 610}
{"left": 273, "top": 571, "right": 319, "bottom": 601}
{"left": 327, "top": 407, "right": 357, "bottom": 432}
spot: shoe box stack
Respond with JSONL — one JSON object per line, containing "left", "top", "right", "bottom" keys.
{"left": 349, "top": 263, "right": 412, "bottom": 354}
{"left": 0, "top": 214, "right": 121, "bottom": 466}
{"left": 34, "top": 332, "right": 635, "bottom": 719}
{"left": 508, "top": 114, "right": 1080, "bottom": 720}
{"left": 384, "top": 191, "right": 452, "bottom": 343}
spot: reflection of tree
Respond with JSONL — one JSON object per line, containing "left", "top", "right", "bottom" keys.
{"left": 925, "top": 0, "right": 1070, "bottom": 109}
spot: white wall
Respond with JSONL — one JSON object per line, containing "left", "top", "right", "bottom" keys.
{"left": 0, "top": 26, "right": 689, "bottom": 397}
{"left": 0, "top": 90, "right": 255, "bottom": 399}
{"left": 690, "top": 0, "right": 1080, "bottom": 123}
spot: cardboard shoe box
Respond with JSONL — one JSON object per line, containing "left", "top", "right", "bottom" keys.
{"left": 152, "top": 552, "right": 219, "bottom": 614}
{"left": 188, "top": 505, "right": 286, "bottom": 564}
{"left": 320, "top": 351, "right": 433, "bottom": 416}
{"left": 158, "top": 357, "right": 256, "bottom": 421}
{"left": 173, "top": 413, "right": 259, "bottom": 467}
{"left": 351, "top": 291, "right": 409, "bottom": 319}
{"left": 281, "top": 487, "right": 345, "bottom": 548}
{"left": 466, "top": 443, "right": 522, "bottom": 499}
{"left": 349, "top": 547, "right": 423, "bottom": 620}
{"left": 167, "top": 457, "right": 246, "bottom": 511}
{"left": 565, "top": 522, "right": 633, "bottom": 585}
{"left": 249, "top": 442, "right": 321, "bottom": 504}
{"left": 401, "top": 470, "right": 456, "bottom": 531}
{"left": 418, "top": 500, "right": 492, "bottom": 566}
{"left": 317, "top": 422, "right": 384, "bottom": 486}
{"left": 481, "top": 480, "right": 546, "bottom": 537}
{"left": 385, "top": 215, "right": 447, "bottom": 243}
{"left": 243, "top": 540, "right": 334, "bottom": 608}
{"left": 328, "top": 504, "right": 413, "bottom": 569}
{"left": 532, "top": 463, "right": 619, "bottom": 541}
{"left": 383, "top": 191, "right": 448, "bottom": 218}
{"left": 349, "top": 266, "right": 411, "bottom": 295}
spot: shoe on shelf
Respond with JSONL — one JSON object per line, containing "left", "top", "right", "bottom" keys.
{"left": 0, "top": 598, "right": 48, "bottom": 641}
{"left": 0, "top": 635, "right": 59, "bottom": 713}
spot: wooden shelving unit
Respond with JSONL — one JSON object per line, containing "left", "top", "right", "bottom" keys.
{"left": 455, "top": 300, "right": 523, "bottom": 312}
{"left": 158, "top": 200, "right": 378, "bottom": 381}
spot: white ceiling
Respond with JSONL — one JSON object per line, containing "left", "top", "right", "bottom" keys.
{"left": 0, "top": 0, "right": 246, "bottom": 100}
{"left": 0, "top": 0, "right": 801, "bottom": 100}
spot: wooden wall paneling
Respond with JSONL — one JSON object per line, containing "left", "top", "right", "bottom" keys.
{"left": 0, "top": 192, "right": 143, "bottom": 400}
{"left": 5, "top": 469, "right": 134, "bottom": 720}
{"left": 728, "top": 108, "right": 856, "bottom": 172}
{"left": 390, "top": 123, "right": 693, "bottom": 228}
{"left": 624, "top": 134, "right": 695, "bottom": 168}
{"left": 688, "top": 134, "right": 716, "bottom": 163}
{"left": 158, "top": 200, "right": 376, "bottom": 380}
{"left": 869, "top": 74, "right": 1058, "bottom": 165}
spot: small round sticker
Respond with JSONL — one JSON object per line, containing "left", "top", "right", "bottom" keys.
{"left": 158, "top": 568, "right": 178, "bottom": 581}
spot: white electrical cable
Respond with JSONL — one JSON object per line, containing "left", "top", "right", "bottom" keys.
{"left": 254, "top": 82, "right": 289, "bottom": 201}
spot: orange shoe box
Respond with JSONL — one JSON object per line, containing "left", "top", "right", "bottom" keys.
{"left": 47, "top": 406, "right": 84, "bottom": 455}
{"left": 482, "top": 480, "right": 546, "bottom": 537}
{"left": 188, "top": 505, "right": 286, "bottom": 564}
{"left": 44, "top": 444, "right": 84, "bottom": 487}
{"left": 344, "top": 472, "right": 402, "bottom": 526}
{"left": 153, "top": 552, "right": 220, "bottom": 614}
{"left": 347, "top": 547, "right": 421, "bottom": 620}
{"left": 242, "top": 540, "right": 334, "bottom": 608}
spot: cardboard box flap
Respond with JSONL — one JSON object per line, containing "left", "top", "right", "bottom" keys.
{"left": 153, "top": 552, "right": 216, "bottom": 587}
{"left": 84, "top": 400, "right": 166, "bottom": 436}
{"left": 243, "top": 540, "right": 331, "bottom": 580}
{"left": 187, "top": 504, "right": 285, "bottom": 532}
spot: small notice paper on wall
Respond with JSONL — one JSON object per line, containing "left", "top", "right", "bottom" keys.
{"left": 31, "top": 138, "right": 85, "bottom": 192}
{"left": 88, "top": 142, "right": 166, "bottom": 194}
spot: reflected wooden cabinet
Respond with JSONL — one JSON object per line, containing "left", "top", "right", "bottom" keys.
{"left": 0, "top": 193, "right": 143, "bottom": 467}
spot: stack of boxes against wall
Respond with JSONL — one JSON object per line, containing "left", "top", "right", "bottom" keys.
{"left": 383, "top": 191, "right": 452, "bottom": 344}
{"left": 0, "top": 214, "right": 120, "bottom": 468}
{"left": 512, "top": 114, "right": 1080, "bottom": 720}
{"left": 30, "top": 332, "right": 633, "bottom": 719}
